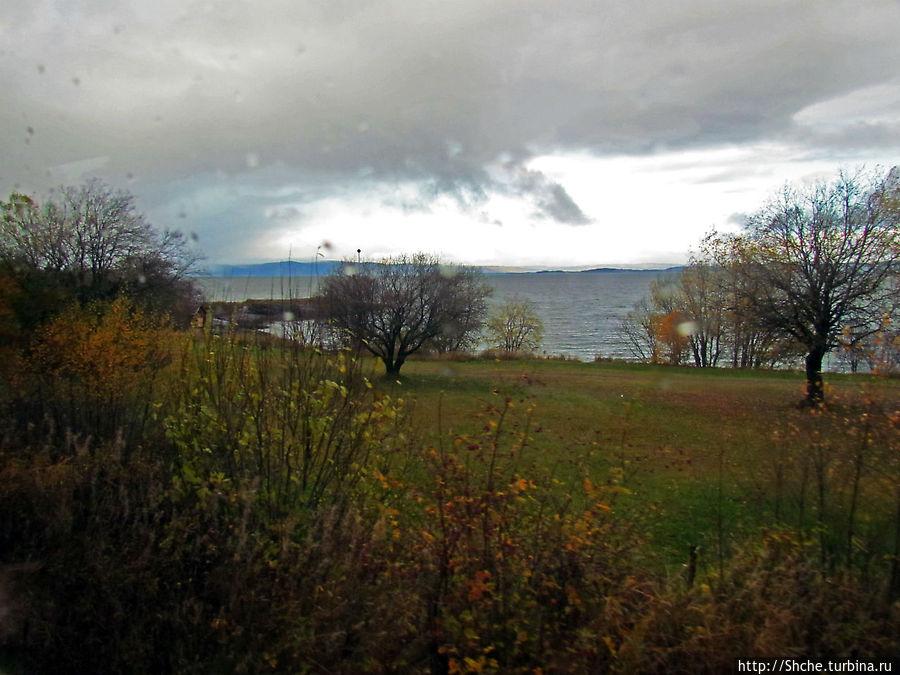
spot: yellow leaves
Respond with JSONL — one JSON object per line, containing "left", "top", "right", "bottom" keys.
{"left": 32, "top": 296, "right": 174, "bottom": 398}
{"left": 602, "top": 635, "right": 617, "bottom": 656}
{"left": 565, "top": 584, "right": 582, "bottom": 606}
{"left": 448, "top": 655, "right": 499, "bottom": 674}
{"left": 262, "top": 651, "right": 278, "bottom": 669}
{"left": 509, "top": 475, "right": 535, "bottom": 493}
{"left": 467, "top": 569, "right": 492, "bottom": 601}
{"left": 371, "top": 468, "right": 391, "bottom": 490}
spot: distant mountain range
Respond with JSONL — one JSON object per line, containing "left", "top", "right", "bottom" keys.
{"left": 200, "top": 261, "right": 684, "bottom": 277}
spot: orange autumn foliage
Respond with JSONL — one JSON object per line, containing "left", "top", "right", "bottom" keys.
{"left": 26, "top": 296, "right": 175, "bottom": 443}
{"left": 650, "top": 309, "right": 690, "bottom": 365}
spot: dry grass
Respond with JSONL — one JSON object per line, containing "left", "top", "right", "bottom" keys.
{"left": 381, "top": 357, "right": 900, "bottom": 566}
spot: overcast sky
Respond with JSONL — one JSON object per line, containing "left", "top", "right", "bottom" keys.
{"left": 2, "top": 0, "right": 899, "bottom": 267}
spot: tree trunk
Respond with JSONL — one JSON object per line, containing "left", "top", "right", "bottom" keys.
{"left": 805, "top": 345, "right": 826, "bottom": 404}
{"left": 383, "top": 355, "right": 404, "bottom": 375}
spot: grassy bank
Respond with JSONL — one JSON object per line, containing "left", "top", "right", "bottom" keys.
{"left": 2, "top": 328, "right": 898, "bottom": 672}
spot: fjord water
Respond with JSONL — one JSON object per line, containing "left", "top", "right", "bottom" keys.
{"left": 197, "top": 271, "right": 673, "bottom": 362}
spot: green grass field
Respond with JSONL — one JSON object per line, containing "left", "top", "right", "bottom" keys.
{"left": 378, "top": 356, "right": 900, "bottom": 569}
{"left": 6, "top": 332, "right": 898, "bottom": 670}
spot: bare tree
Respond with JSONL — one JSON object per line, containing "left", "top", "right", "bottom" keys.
{"left": 738, "top": 168, "right": 899, "bottom": 403}
{"left": 690, "top": 231, "right": 787, "bottom": 369}
{"left": 486, "top": 296, "right": 544, "bottom": 354}
{"left": 618, "top": 296, "right": 659, "bottom": 363}
{"left": 1, "top": 179, "right": 201, "bottom": 323}
{"left": 317, "top": 254, "right": 491, "bottom": 375}
{"left": 619, "top": 275, "right": 697, "bottom": 366}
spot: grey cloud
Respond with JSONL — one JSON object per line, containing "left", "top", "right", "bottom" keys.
{"left": 509, "top": 167, "right": 590, "bottom": 224}
{"left": 265, "top": 205, "right": 303, "bottom": 221}
{"left": 538, "top": 183, "right": 590, "bottom": 225}
{"left": 787, "top": 120, "right": 900, "bottom": 153}
{"left": 726, "top": 212, "right": 750, "bottom": 227}
{"left": 2, "top": 0, "right": 900, "bottom": 242}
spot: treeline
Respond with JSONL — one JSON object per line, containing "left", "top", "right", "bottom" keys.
{"left": 621, "top": 168, "right": 899, "bottom": 403}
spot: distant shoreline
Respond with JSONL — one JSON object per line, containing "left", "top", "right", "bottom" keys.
{"left": 197, "top": 261, "right": 684, "bottom": 278}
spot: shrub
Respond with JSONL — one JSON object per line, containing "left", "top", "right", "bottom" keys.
{"left": 14, "top": 296, "right": 175, "bottom": 451}
{"left": 618, "top": 532, "right": 900, "bottom": 672}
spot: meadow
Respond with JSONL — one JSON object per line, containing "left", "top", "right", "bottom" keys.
{"left": 2, "top": 322, "right": 898, "bottom": 673}
{"left": 387, "top": 357, "right": 900, "bottom": 571}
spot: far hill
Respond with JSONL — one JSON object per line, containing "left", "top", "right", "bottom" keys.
{"left": 579, "top": 266, "right": 684, "bottom": 274}
{"left": 201, "top": 261, "right": 685, "bottom": 277}
{"left": 533, "top": 266, "right": 683, "bottom": 275}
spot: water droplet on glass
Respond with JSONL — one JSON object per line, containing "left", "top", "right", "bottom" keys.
{"left": 245, "top": 152, "right": 259, "bottom": 169}
{"left": 677, "top": 321, "right": 697, "bottom": 337}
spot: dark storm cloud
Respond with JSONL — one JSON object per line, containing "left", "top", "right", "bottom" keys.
{"left": 509, "top": 166, "right": 590, "bottom": 224}
{"left": 539, "top": 184, "right": 589, "bottom": 225}
{"left": 2, "top": 0, "right": 899, "bottom": 241}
